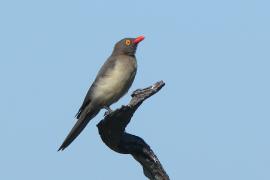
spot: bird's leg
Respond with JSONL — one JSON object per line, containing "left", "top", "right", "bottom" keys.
{"left": 104, "top": 106, "right": 112, "bottom": 112}
{"left": 104, "top": 106, "right": 113, "bottom": 116}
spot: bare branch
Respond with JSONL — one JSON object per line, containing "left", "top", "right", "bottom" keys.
{"left": 97, "top": 81, "right": 169, "bottom": 180}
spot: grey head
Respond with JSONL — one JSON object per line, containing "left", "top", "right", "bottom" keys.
{"left": 112, "top": 35, "right": 145, "bottom": 56}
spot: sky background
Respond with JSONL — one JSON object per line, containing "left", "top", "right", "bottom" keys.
{"left": 0, "top": 0, "right": 270, "bottom": 179}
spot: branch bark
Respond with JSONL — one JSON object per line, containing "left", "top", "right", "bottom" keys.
{"left": 97, "top": 81, "right": 169, "bottom": 180}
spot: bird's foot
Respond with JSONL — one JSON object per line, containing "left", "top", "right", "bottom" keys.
{"left": 104, "top": 106, "right": 113, "bottom": 116}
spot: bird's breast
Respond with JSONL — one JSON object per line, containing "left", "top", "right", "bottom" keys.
{"left": 94, "top": 57, "right": 137, "bottom": 106}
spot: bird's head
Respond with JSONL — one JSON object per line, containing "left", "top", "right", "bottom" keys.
{"left": 112, "top": 35, "right": 145, "bottom": 56}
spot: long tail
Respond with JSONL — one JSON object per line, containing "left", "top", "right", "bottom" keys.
{"left": 58, "top": 105, "right": 100, "bottom": 151}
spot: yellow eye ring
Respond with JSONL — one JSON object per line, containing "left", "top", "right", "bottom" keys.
{"left": 125, "top": 40, "right": 131, "bottom": 46}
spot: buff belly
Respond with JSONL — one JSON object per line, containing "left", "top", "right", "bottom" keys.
{"left": 93, "top": 59, "right": 136, "bottom": 106}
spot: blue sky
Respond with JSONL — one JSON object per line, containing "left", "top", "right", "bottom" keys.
{"left": 0, "top": 0, "right": 270, "bottom": 179}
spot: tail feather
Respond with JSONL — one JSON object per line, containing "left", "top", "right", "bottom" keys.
{"left": 58, "top": 106, "right": 100, "bottom": 151}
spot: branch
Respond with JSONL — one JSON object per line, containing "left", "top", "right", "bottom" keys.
{"left": 97, "top": 81, "right": 169, "bottom": 180}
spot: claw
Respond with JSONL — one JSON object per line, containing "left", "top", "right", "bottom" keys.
{"left": 103, "top": 106, "right": 113, "bottom": 116}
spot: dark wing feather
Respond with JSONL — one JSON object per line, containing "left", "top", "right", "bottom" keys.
{"left": 75, "top": 56, "right": 117, "bottom": 118}
{"left": 75, "top": 85, "right": 93, "bottom": 118}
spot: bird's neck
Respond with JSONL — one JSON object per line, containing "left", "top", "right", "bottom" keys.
{"left": 112, "top": 51, "right": 136, "bottom": 57}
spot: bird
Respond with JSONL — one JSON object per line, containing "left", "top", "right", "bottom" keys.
{"left": 58, "top": 35, "right": 145, "bottom": 151}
